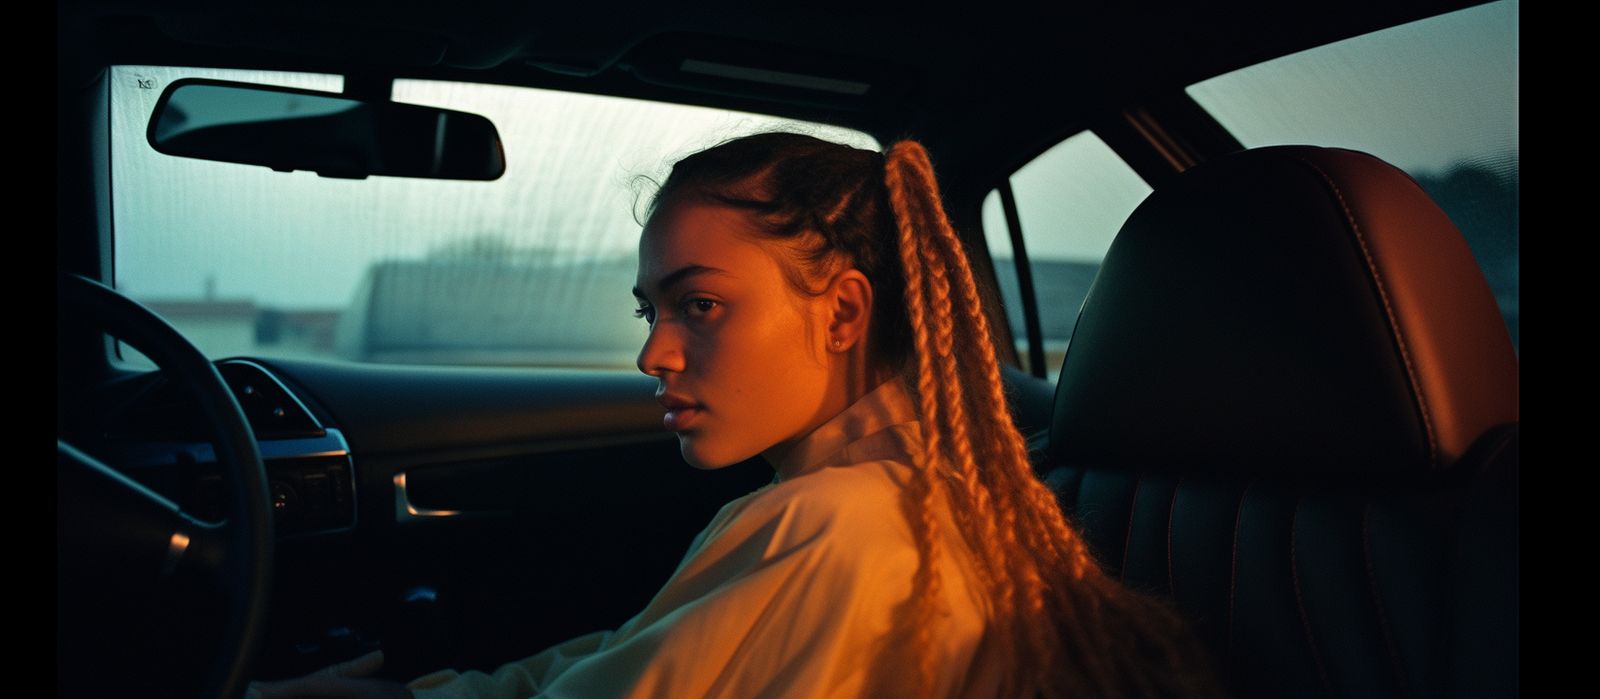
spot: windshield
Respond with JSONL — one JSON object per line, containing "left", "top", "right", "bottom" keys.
{"left": 110, "top": 66, "right": 878, "bottom": 369}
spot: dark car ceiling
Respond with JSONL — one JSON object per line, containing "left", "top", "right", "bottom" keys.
{"left": 59, "top": 0, "right": 1485, "bottom": 198}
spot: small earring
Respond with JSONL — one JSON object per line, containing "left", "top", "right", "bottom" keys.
{"left": 832, "top": 339, "right": 842, "bottom": 349}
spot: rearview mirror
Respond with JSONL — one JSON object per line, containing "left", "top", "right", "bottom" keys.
{"left": 148, "top": 79, "right": 506, "bottom": 180}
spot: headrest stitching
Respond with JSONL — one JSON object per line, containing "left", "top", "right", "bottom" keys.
{"left": 1290, "top": 153, "right": 1438, "bottom": 471}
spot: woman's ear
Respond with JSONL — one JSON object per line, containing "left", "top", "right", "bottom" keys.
{"left": 825, "top": 268, "right": 873, "bottom": 352}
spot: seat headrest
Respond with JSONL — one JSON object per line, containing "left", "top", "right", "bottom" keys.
{"left": 1048, "top": 146, "right": 1517, "bottom": 477}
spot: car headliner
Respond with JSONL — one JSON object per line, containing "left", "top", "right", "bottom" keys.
{"left": 57, "top": 0, "right": 1487, "bottom": 195}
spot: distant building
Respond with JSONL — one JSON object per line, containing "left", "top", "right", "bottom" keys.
{"left": 335, "top": 257, "right": 646, "bottom": 368}
{"left": 255, "top": 308, "right": 342, "bottom": 357}
{"left": 133, "top": 298, "right": 343, "bottom": 364}
{"left": 142, "top": 299, "right": 259, "bottom": 358}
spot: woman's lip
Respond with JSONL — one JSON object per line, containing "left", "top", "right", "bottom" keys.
{"left": 664, "top": 406, "right": 704, "bottom": 431}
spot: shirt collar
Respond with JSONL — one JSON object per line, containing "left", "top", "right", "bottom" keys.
{"left": 771, "top": 376, "right": 922, "bottom": 482}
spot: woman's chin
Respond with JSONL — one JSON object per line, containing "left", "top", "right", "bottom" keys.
{"left": 677, "top": 436, "right": 742, "bottom": 470}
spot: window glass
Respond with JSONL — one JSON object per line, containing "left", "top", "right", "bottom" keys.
{"left": 984, "top": 131, "right": 1153, "bottom": 381}
{"left": 1187, "top": 0, "right": 1518, "bottom": 352}
{"left": 111, "top": 66, "right": 878, "bottom": 368}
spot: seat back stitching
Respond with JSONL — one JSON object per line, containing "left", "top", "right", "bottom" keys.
{"left": 1290, "top": 494, "right": 1337, "bottom": 697}
{"left": 1119, "top": 472, "right": 1144, "bottom": 582}
{"left": 1227, "top": 480, "right": 1253, "bottom": 664}
{"left": 1166, "top": 474, "right": 1184, "bottom": 599}
{"left": 1361, "top": 496, "right": 1412, "bottom": 696}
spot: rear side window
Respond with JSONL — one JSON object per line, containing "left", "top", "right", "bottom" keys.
{"left": 1187, "top": 0, "right": 1519, "bottom": 352}
{"left": 982, "top": 131, "right": 1152, "bottom": 382}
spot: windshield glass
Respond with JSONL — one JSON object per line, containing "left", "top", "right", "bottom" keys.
{"left": 110, "top": 66, "right": 878, "bottom": 369}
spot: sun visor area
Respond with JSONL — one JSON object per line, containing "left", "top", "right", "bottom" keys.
{"left": 618, "top": 32, "right": 912, "bottom": 111}
{"left": 153, "top": 12, "right": 451, "bottom": 67}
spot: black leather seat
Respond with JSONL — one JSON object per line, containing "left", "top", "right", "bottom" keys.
{"left": 1039, "top": 145, "right": 1519, "bottom": 697}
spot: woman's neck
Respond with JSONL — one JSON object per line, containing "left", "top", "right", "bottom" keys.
{"left": 762, "top": 349, "right": 899, "bottom": 478}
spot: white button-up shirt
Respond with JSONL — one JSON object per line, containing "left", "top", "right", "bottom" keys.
{"left": 409, "top": 376, "right": 1014, "bottom": 698}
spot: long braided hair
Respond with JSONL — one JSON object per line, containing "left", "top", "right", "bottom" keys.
{"left": 647, "top": 132, "right": 1224, "bottom": 697}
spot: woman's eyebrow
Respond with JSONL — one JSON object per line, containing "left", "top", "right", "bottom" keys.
{"left": 632, "top": 264, "right": 732, "bottom": 300}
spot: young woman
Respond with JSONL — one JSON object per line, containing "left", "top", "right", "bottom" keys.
{"left": 253, "top": 133, "right": 1224, "bottom": 698}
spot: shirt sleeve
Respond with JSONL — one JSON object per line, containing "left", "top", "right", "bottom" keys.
{"left": 407, "top": 630, "right": 614, "bottom": 699}
{"left": 406, "top": 467, "right": 920, "bottom": 699}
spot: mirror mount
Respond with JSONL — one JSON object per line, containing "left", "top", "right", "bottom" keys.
{"left": 340, "top": 73, "right": 394, "bottom": 102}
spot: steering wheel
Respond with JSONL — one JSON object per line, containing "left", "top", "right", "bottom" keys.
{"left": 56, "top": 272, "right": 273, "bottom": 699}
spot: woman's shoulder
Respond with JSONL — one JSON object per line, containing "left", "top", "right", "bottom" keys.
{"left": 709, "top": 457, "right": 917, "bottom": 555}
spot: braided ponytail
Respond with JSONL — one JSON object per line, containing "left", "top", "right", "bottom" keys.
{"left": 650, "top": 132, "right": 1225, "bottom": 698}
{"left": 883, "top": 140, "right": 1224, "bottom": 698}
{"left": 885, "top": 141, "right": 1059, "bottom": 695}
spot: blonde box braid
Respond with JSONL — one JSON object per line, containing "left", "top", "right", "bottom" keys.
{"left": 883, "top": 141, "right": 1222, "bottom": 698}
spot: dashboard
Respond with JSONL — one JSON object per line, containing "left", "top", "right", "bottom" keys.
{"left": 67, "top": 358, "right": 358, "bottom": 538}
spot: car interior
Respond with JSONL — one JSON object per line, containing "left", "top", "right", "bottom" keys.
{"left": 56, "top": 1, "right": 1519, "bottom": 698}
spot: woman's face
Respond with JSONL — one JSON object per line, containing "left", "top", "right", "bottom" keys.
{"left": 634, "top": 201, "right": 836, "bottom": 469}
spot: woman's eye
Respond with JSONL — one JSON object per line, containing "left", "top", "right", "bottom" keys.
{"left": 633, "top": 300, "right": 713, "bottom": 324}
{"left": 684, "top": 299, "right": 719, "bottom": 316}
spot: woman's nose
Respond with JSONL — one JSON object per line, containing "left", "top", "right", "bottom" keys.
{"left": 636, "top": 323, "right": 686, "bottom": 376}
